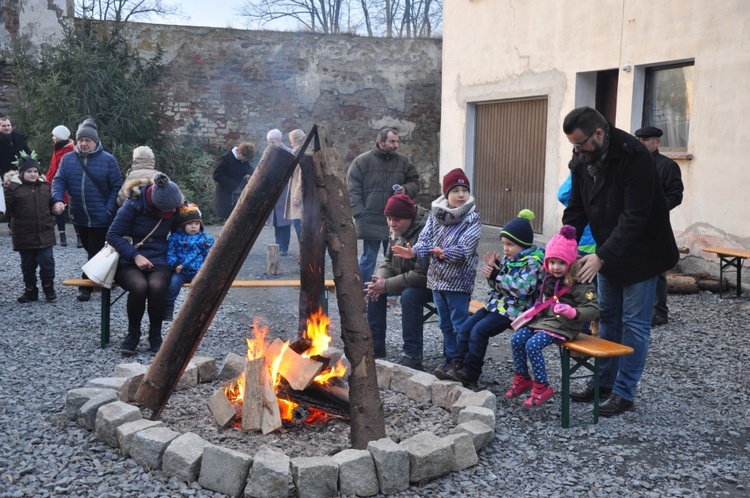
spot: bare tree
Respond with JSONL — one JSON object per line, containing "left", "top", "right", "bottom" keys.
{"left": 76, "top": 0, "right": 181, "bottom": 23}
{"left": 239, "top": 0, "right": 348, "bottom": 34}
{"left": 359, "top": 0, "right": 441, "bottom": 38}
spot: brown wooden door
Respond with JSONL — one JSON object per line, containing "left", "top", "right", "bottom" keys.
{"left": 474, "top": 98, "right": 547, "bottom": 230}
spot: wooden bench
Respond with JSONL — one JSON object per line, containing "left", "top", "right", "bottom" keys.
{"left": 62, "top": 278, "right": 336, "bottom": 349}
{"left": 702, "top": 246, "right": 750, "bottom": 298}
{"left": 558, "top": 334, "right": 634, "bottom": 428}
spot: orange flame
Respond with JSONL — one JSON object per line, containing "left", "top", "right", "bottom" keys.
{"left": 302, "top": 308, "right": 331, "bottom": 358}
{"left": 314, "top": 358, "right": 348, "bottom": 385}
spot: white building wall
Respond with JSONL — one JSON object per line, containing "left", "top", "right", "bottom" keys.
{"left": 441, "top": 0, "right": 750, "bottom": 257}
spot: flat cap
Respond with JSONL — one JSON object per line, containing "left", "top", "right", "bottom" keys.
{"left": 634, "top": 126, "right": 663, "bottom": 138}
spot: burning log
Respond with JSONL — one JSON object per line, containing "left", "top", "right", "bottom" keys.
{"left": 265, "top": 338, "right": 324, "bottom": 391}
{"left": 242, "top": 358, "right": 282, "bottom": 434}
{"left": 207, "top": 388, "right": 236, "bottom": 428}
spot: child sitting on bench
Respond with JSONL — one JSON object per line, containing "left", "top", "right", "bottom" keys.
{"left": 506, "top": 225, "right": 599, "bottom": 406}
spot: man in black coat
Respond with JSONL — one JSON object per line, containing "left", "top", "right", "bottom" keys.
{"left": 562, "top": 107, "right": 679, "bottom": 416}
{"left": 634, "top": 126, "right": 684, "bottom": 327}
{"left": 212, "top": 142, "right": 255, "bottom": 219}
{"left": 0, "top": 117, "right": 31, "bottom": 178}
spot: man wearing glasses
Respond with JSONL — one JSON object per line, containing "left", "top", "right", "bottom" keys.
{"left": 561, "top": 107, "right": 679, "bottom": 416}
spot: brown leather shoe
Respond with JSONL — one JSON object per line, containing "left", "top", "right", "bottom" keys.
{"left": 599, "top": 393, "right": 635, "bottom": 416}
{"left": 570, "top": 380, "right": 612, "bottom": 402}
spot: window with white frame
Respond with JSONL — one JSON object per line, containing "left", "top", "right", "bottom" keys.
{"left": 642, "top": 62, "right": 693, "bottom": 150}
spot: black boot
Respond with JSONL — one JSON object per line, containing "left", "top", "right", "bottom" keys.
{"left": 59, "top": 232, "right": 68, "bottom": 247}
{"left": 76, "top": 233, "right": 83, "bottom": 248}
{"left": 17, "top": 288, "right": 39, "bottom": 303}
{"left": 164, "top": 302, "right": 175, "bottom": 321}
{"left": 42, "top": 283, "right": 57, "bottom": 303}
{"left": 148, "top": 325, "right": 163, "bottom": 353}
{"left": 120, "top": 326, "right": 141, "bottom": 356}
{"left": 77, "top": 288, "right": 92, "bottom": 302}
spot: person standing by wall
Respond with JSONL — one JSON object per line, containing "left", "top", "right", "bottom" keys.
{"left": 634, "top": 126, "right": 684, "bottom": 327}
{"left": 212, "top": 142, "right": 255, "bottom": 219}
{"left": 51, "top": 118, "right": 123, "bottom": 302}
{"left": 347, "top": 128, "right": 420, "bottom": 287}
{"left": 562, "top": 106, "right": 679, "bottom": 416}
{"left": 286, "top": 129, "right": 306, "bottom": 256}
{"left": 0, "top": 116, "right": 31, "bottom": 179}
{"left": 265, "top": 129, "right": 294, "bottom": 255}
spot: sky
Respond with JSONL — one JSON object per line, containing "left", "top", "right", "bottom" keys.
{"left": 151, "top": 0, "right": 294, "bottom": 30}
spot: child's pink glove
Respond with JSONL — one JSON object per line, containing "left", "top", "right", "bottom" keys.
{"left": 553, "top": 303, "right": 578, "bottom": 319}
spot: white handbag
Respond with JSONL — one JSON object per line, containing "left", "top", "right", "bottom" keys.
{"left": 82, "top": 243, "right": 119, "bottom": 288}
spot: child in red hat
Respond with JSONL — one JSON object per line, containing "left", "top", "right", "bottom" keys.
{"left": 392, "top": 168, "right": 482, "bottom": 378}
{"left": 506, "top": 225, "right": 599, "bottom": 407}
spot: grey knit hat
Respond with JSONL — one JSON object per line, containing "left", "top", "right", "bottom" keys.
{"left": 52, "top": 125, "right": 71, "bottom": 141}
{"left": 76, "top": 118, "right": 99, "bottom": 143}
{"left": 151, "top": 172, "right": 184, "bottom": 211}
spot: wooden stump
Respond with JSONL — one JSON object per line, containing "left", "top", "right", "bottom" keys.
{"left": 266, "top": 244, "right": 280, "bottom": 275}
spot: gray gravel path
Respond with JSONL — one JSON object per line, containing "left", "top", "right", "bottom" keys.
{"left": 0, "top": 223, "right": 748, "bottom": 497}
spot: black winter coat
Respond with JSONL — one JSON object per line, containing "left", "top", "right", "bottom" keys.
{"left": 652, "top": 150, "right": 684, "bottom": 211}
{"left": 0, "top": 131, "right": 31, "bottom": 178}
{"left": 213, "top": 149, "right": 253, "bottom": 218}
{"left": 562, "top": 125, "right": 679, "bottom": 285}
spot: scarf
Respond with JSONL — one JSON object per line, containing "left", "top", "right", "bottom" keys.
{"left": 586, "top": 123, "right": 611, "bottom": 181}
{"left": 430, "top": 195, "right": 476, "bottom": 226}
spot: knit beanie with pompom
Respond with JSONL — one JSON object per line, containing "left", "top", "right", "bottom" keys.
{"left": 151, "top": 172, "right": 184, "bottom": 212}
{"left": 544, "top": 225, "right": 579, "bottom": 273}
{"left": 500, "top": 209, "right": 535, "bottom": 248}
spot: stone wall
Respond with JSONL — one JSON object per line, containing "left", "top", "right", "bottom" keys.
{"left": 0, "top": 1, "right": 443, "bottom": 204}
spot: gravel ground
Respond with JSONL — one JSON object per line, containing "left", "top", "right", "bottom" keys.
{"left": 0, "top": 222, "right": 748, "bottom": 497}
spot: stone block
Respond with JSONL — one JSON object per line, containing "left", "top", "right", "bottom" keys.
{"left": 446, "top": 386, "right": 474, "bottom": 410}
{"left": 431, "top": 380, "right": 462, "bottom": 409}
{"left": 117, "top": 419, "right": 163, "bottom": 457}
{"left": 405, "top": 372, "right": 435, "bottom": 404}
{"left": 64, "top": 387, "right": 113, "bottom": 419}
{"left": 389, "top": 364, "right": 421, "bottom": 394}
{"left": 450, "top": 420, "right": 494, "bottom": 451}
{"left": 332, "top": 449, "right": 379, "bottom": 497}
{"left": 367, "top": 437, "right": 409, "bottom": 494}
{"left": 374, "top": 359, "right": 393, "bottom": 390}
{"left": 77, "top": 390, "right": 119, "bottom": 430}
{"left": 450, "top": 390, "right": 497, "bottom": 424}
{"left": 443, "top": 433, "right": 479, "bottom": 471}
{"left": 94, "top": 401, "right": 142, "bottom": 447}
{"left": 244, "top": 445, "right": 290, "bottom": 498}
{"left": 113, "top": 362, "right": 147, "bottom": 378}
{"left": 175, "top": 362, "right": 199, "bottom": 391}
{"left": 458, "top": 405, "right": 496, "bottom": 429}
{"left": 400, "top": 431, "right": 454, "bottom": 483}
{"left": 85, "top": 377, "right": 128, "bottom": 400}
{"left": 192, "top": 355, "right": 217, "bottom": 383}
{"left": 130, "top": 426, "right": 181, "bottom": 471}
{"left": 163, "top": 432, "right": 211, "bottom": 482}
{"left": 220, "top": 352, "right": 246, "bottom": 380}
{"left": 291, "top": 456, "right": 338, "bottom": 498}
{"left": 199, "top": 444, "right": 252, "bottom": 497}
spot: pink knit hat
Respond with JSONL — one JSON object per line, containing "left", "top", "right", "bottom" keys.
{"left": 544, "top": 225, "right": 579, "bottom": 273}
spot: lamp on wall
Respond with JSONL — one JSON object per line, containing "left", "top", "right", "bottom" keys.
{"left": 622, "top": 62, "right": 632, "bottom": 72}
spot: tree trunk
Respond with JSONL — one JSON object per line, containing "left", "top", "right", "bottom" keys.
{"left": 135, "top": 145, "right": 297, "bottom": 418}
{"left": 311, "top": 125, "right": 386, "bottom": 449}
{"left": 299, "top": 153, "right": 329, "bottom": 337}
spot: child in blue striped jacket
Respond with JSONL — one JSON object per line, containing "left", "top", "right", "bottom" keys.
{"left": 392, "top": 168, "right": 482, "bottom": 379}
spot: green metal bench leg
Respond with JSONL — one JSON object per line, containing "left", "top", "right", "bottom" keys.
{"left": 559, "top": 347, "right": 601, "bottom": 428}
{"left": 561, "top": 347, "right": 571, "bottom": 428}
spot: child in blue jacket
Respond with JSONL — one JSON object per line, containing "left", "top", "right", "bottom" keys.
{"left": 165, "top": 203, "right": 214, "bottom": 320}
{"left": 446, "top": 209, "right": 545, "bottom": 387}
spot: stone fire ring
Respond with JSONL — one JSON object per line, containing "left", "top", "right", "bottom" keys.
{"left": 64, "top": 356, "right": 497, "bottom": 498}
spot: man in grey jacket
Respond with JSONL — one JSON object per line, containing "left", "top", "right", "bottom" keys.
{"left": 347, "top": 128, "right": 420, "bottom": 288}
{"left": 365, "top": 194, "right": 431, "bottom": 370}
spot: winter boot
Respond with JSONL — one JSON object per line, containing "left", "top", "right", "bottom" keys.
{"left": 17, "top": 288, "right": 39, "bottom": 303}
{"left": 76, "top": 233, "right": 83, "bottom": 248}
{"left": 148, "top": 325, "right": 163, "bottom": 353}
{"left": 433, "top": 359, "right": 462, "bottom": 380}
{"left": 524, "top": 381, "right": 554, "bottom": 407}
{"left": 120, "top": 326, "right": 141, "bottom": 356}
{"left": 59, "top": 232, "right": 68, "bottom": 247}
{"left": 164, "top": 302, "right": 175, "bottom": 321}
{"left": 77, "top": 288, "right": 92, "bottom": 302}
{"left": 446, "top": 368, "right": 478, "bottom": 389}
{"left": 42, "top": 283, "right": 58, "bottom": 303}
{"left": 505, "top": 373, "right": 533, "bottom": 398}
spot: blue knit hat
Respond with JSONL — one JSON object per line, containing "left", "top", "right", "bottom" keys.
{"left": 500, "top": 209, "right": 535, "bottom": 248}
{"left": 151, "top": 172, "right": 184, "bottom": 211}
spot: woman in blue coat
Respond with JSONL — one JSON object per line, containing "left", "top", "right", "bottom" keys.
{"left": 107, "top": 172, "right": 184, "bottom": 355}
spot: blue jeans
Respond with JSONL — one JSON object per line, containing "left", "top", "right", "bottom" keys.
{"left": 359, "top": 239, "right": 388, "bottom": 288}
{"left": 597, "top": 272, "right": 658, "bottom": 401}
{"left": 433, "top": 290, "right": 471, "bottom": 360}
{"left": 19, "top": 247, "right": 55, "bottom": 289}
{"left": 367, "top": 286, "right": 433, "bottom": 359}
{"left": 454, "top": 307, "right": 512, "bottom": 378}
{"left": 166, "top": 272, "right": 196, "bottom": 303}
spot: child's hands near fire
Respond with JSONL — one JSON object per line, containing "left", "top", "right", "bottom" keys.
{"left": 553, "top": 303, "right": 578, "bottom": 319}
{"left": 483, "top": 251, "right": 500, "bottom": 268}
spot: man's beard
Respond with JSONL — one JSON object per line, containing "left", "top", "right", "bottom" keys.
{"left": 573, "top": 143, "right": 603, "bottom": 166}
